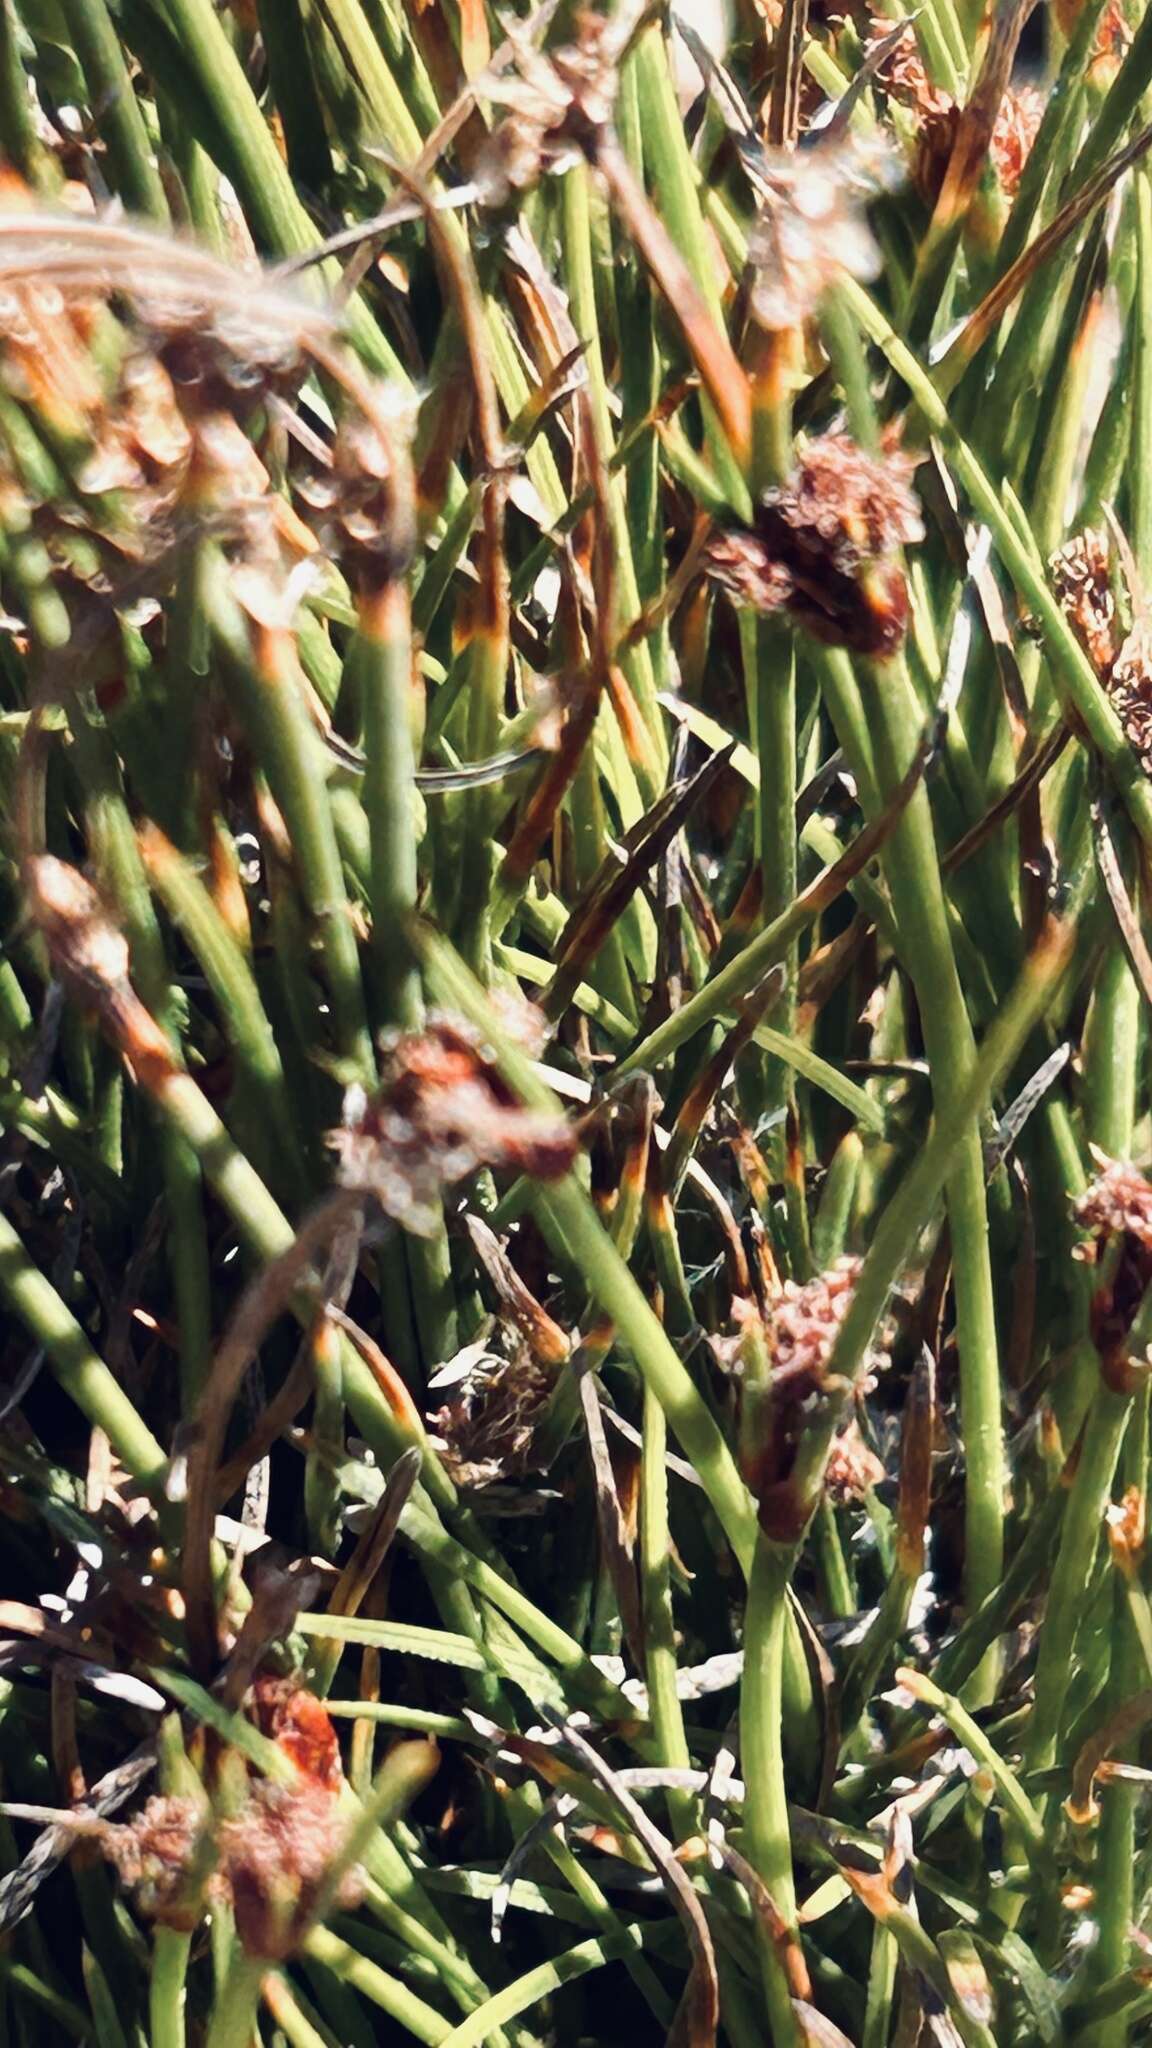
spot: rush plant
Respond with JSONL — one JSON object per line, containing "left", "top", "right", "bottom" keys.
{"left": 1, "top": 0, "right": 1152, "bottom": 2042}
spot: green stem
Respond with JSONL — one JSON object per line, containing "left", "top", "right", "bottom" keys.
{"left": 204, "top": 1952, "right": 265, "bottom": 2048}
{"left": 68, "top": 701, "right": 214, "bottom": 1397}
{"left": 0, "top": 1207, "right": 168, "bottom": 1493}
{"left": 1023, "top": 1386, "right": 1135, "bottom": 1789}
{"left": 630, "top": 24, "right": 749, "bottom": 506}
{"left": 832, "top": 645, "right": 1005, "bottom": 1690}
{"left": 58, "top": 0, "right": 169, "bottom": 219}
{"left": 562, "top": 157, "right": 663, "bottom": 761}
{"left": 360, "top": 585, "right": 421, "bottom": 1033}
{"left": 0, "top": 0, "right": 45, "bottom": 184}
{"left": 418, "top": 928, "right": 760, "bottom": 1573}
{"left": 208, "top": 571, "right": 373, "bottom": 1082}
{"left": 135, "top": 0, "right": 404, "bottom": 380}
{"left": 1134, "top": 171, "right": 1152, "bottom": 580}
{"left": 900, "top": 1671, "right": 1046, "bottom": 1854}
{"left": 739, "top": 1534, "right": 802, "bottom": 2043}
{"left": 641, "top": 1384, "right": 694, "bottom": 1839}
{"left": 821, "top": 916, "right": 1076, "bottom": 1439}
{"left": 305, "top": 1928, "right": 449, "bottom": 2044}
{"left": 842, "top": 277, "right": 1152, "bottom": 850}
{"left": 149, "top": 1929, "right": 191, "bottom": 2048}
{"left": 434, "top": 1929, "right": 643, "bottom": 2048}
{"left": 140, "top": 824, "right": 309, "bottom": 1206}
{"left": 1087, "top": 1391, "right": 1150, "bottom": 2047}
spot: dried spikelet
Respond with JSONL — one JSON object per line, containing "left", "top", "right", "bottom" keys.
{"left": 1107, "top": 621, "right": 1152, "bottom": 777}
{"left": 868, "top": 21, "right": 1042, "bottom": 204}
{"left": 702, "top": 531, "right": 793, "bottom": 614}
{"left": 1047, "top": 531, "right": 1152, "bottom": 777}
{"left": 1048, "top": 530, "right": 1118, "bottom": 677}
{"left": 474, "top": 9, "right": 632, "bottom": 204}
{"left": 1072, "top": 1156, "right": 1152, "bottom": 1261}
{"left": 1107, "top": 1484, "right": 1146, "bottom": 1577}
{"left": 23, "top": 856, "right": 130, "bottom": 999}
{"left": 1052, "top": 0, "right": 1131, "bottom": 86}
{"left": 705, "top": 430, "right": 923, "bottom": 656}
{"left": 1072, "top": 1157, "right": 1152, "bottom": 1391}
{"left": 102, "top": 1795, "right": 205, "bottom": 1930}
{"left": 20, "top": 857, "right": 186, "bottom": 1097}
{"left": 991, "top": 85, "right": 1045, "bottom": 201}
{"left": 747, "top": 136, "right": 900, "bottom": 331}
{"left": 0, "top": 208, "right": 405, "bottom": 643}
{"left": 220, "top": 1780, "right": 363, "bottom": 1961}
{"left": 427, "top": 1337, "right": 556, "bottom": 1488}
{"left": 0, "top": 212, "right": 333, "bottom": 374}
{"left": 332, "top": 1015, "right": 576, "bottom": 1234}
{"left": 323, "top": 408, "right": 417, "bottom": 589}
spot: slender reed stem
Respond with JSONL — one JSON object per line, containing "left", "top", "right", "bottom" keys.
{"left": 149, "top": 1930, "right": 191, "bottom": 2048}
{"left": 203, "top": 1952, "right": 264, "bottom": 2048}
{"left": 57, "top": 0, "right": 169, "bottom": 220}
{"left": 740, "top": 1535, "right": 802, "bottom": 2043}
{"left": 0, "top": 1208, "right": 167, "bottom": 1491}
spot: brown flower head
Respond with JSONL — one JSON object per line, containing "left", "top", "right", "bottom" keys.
{"left": 706, "top": 431, "right": 922, "bottom": 655}
{"left": 870, "top": 21, "right": 1041, "bottom": 205}
{"left": 1072, "top": 1157, "right": 1152, "bottom": 1262}
{"left": 1108, "top": 621, "right": 1152, "bottom": 778}
{"left": 747, "top": 134, "right": 900, "bottom": 331}
{"left": 1072, "top": 1157, "right": 1152, "bottom": 1393}
{"left": 1046, "top": 528, "right": 1152, "bottom": 778}
{"left": 824, "top": 1417, "right": 886, "bottom": 1502}
{"left": 332, "top": 1015, "right": 577, "bottom": 1234}
{"left": 866, "top": 18, "right": 956, "bottom": 203}
{"left": 474, "top": 10, "right": 630, "bottom": 204}
{"left": 702, "top": 529, "right": 793, "bottom": 614}
{"left": 868, "top": 16, "right": 946, "bottom": 114}
{"left": 765, "top": 431, "right": 924, "bottom": 572}
{"left": 767, "top": 1256, "right": 868, "bottom": 1383}
{"left": 427, "top": 1336, "right": 554, "bottom": 1488}
{"left": 742, "top": 1257, "right": 890, "bottom": 1539}
{"left": 219, "top": 1780, "right": 363, "bottom": 1961}
{"left": 991, "top": 85, "right": 1045, "bottom": 201}
{"left": 103, "top": 1795, "right": 204, "bottom": 1928}
{"left": 1049, "top": 530, "right": 1118, "bottom": 678}
{"left": 106, "top": 1682, "right": 360, "bottom": 1956}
